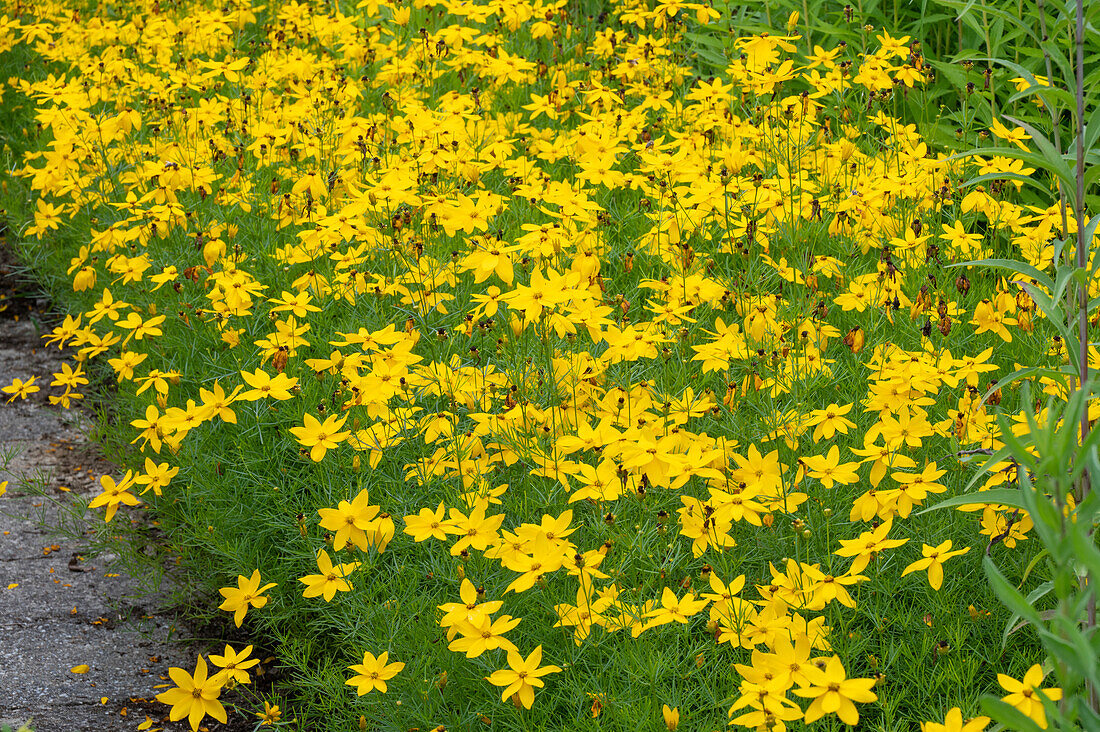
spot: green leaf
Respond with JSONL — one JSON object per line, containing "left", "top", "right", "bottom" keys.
{"left": 1019, "top": 549, "right": 1050, "bottom": 586}
{"left": 1002, "top": 579, "right": 1053, "bottom": 647}
{"left": 1069, "top": 523, "right": 1100, "bottom": 582}
{"left": 683, "top": 31, "right": 726, "bottom": 49}
{"left": 984, "top": 555, "right": 1044, "bottom": 627}
{"left": 1002, "top": 114, "right": 1078, "bottom": 191}
{"left": 1080, "top": 215, "right": 1100, "bottom": 276}
{"left": 986, "top": 366, "right": 1070, "bottom": 403}
{"left": 920, "top": 486, "right": 1028, "bottom": 514}
{"left": 1049, "top": 262, "right": 1082, "bottom": 304}
{"left": 979, "top": 695, "right": 1046, "bottom": 732}
{"left": 959, "top": 170, "right": 1053, "bottom": 195}
{"left": 945, "top": 257, "right": 1053, "bottom": 291}
{"left": 1081, "top": 94, "right": 1100, "bottom": 153}
{"left": 931, "top": 0, "right": 1038, "bottom": 41}
{"left": 947, "top": 143, "right": 1077, "bottom": 194}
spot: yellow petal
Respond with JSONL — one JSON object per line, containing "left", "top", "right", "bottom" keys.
{"left": 70, "top": 664, "right": 90, "bottom": 674}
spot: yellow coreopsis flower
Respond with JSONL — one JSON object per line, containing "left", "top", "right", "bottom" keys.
{"left": 920, "top": 707, "right": 990, "bottom": 732}
{"left": 806, "top": 402, "right": 856, "bottom": 441}
{"left": 255, "top": 701, "right": 282, "bottom": 726}
{"left": 238, "top": 368, "right": 298, "bottom": 401}
{"left": 448, "top": 613, "right": 522, "bottom": 658}
{"left": 998, "top": 664, "right": 1062, "bottom": 728}
{"left": 799, "top": 445, "right": 861, "bottom": 489}
{"left": 133, "top": 457, "right": 179, "bottom": 496}
{"left": 290, "top": 413, "right": 350, "bottom": 461}
{"left": 346, "top": 651, "right": 405, "bottom": 695}
{"left": 970, "top": 299, "right": 1016, "bottom": 342}
{"left": 299, "top": 549, "right": 359, "bottom": 601}
{"left": 643, "top": 587, "right": 710, "bottom": 629}
{"left": 989, "top": 118, "right": 1031, "bottom": 150}
{"left": 318, "top": 489, "right": 379, "bottom": 549}
{"left": 88, "top": 471, "right": 140, "bottom": 522}
{"left": 403, "top": 502, "right": 459, "bottom": 542}
{"left": 485, "top": 645, "right": 562, "bottom": 709}
{"left": 662, "top": 704, "right": 680, "bottom": 730}
{"left": 3, "top": 376, "right": 40, "bottom": 402}
{"left": 218, "top": 569, "right": 277, "bottom": 627}
{"left": 155, "top": 655, "right": 227, "bottom": 732}
{"left": 209, "top": 644, "right": 259, "bottom": 686}
{"left": 901, "top": 540, "right": 970, "bottom": 590}
{"left": 835, "top": 518, "right": 909, "bottom": 574}
{"left": 448, "top": 503, "right": 505, "bottom": 556}
{"left": 794, "top": 655, "right": 878, "bottom": 726}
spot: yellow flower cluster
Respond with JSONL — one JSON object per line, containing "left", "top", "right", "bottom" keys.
{"left": 6, "top": 0, "right": 1089, "bottom": 726}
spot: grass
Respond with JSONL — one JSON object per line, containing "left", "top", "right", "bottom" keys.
{"left": 0, "top": 0, "right": 1096, "bottom": 729}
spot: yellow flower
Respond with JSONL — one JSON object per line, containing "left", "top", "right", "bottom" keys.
{"left": 998, "top": 664, "right": 1062, "bottom": 729}
{"left": 218, "top": 569, "right": 277, "bottom": 627}
{"left": 970, "top": 298, "right": 1016, "bottom": 342}
{"left": 289, "top": 413, "right": 350, "bottom": 461}
{"left": 115, "top": 311, "right": 166, "bottom": 342}
{"left": 662, "top": 704, "right": 680, "bottom": 730}
{"left": 643, "top": 587, "right": 710, "bottom": 629}
{"left": 50, "top": 362, "right": 88, "bottom": 390}
{"left": 209, "top": 644, "right": 259, "bottom": 686}
{"left": 318, "top": 490, "right": 379, "bottom": 550}
{"left": 448, "top": 503, "right": 505, "bottom": 556}
{"left": 299, "top": 550, "right": 359, "bottom": 601}
{"left": 920, "top": 707, "right": 990, "bottom": 732}
{"left": 794, "top": 655, "right": 878, "bottom": 726}
{"left": 834, "top": 519, "right": 909, "bottom": 574}
{"left": 134, "top": 457, "right": 179, "bottom": 496}
{"left": 448, "top": 613, "right": 521, "bottom": 658}
{"left": 238, "top": 368, "right": 298, "bottom": 401}
{"left": 346, "top": 651, "right": 405, "bottom": 695}
{"left": 989, "top": 118, "right": 1031, "bottom": 150}
{"left": 901, "top": 540, "right": 970, "bottom": 590}
{"left": 403, "top": 502, "right": 458, "bottom": 542}
{"left": 255, "top": 701, "right": 282, "bottom": 726}
{"left": 2, "top": 376, "right": 40, "bottom": 402}
{"left": 799, "top": 445, "right": 861, "bottom": 489}
{"left": 806, "top": 402, "right": 856, "bottom": 441}
{"left": 87, "top": 471, "right": 140, "bottom": 522}
{"left": 485, "top": 645, "right": 562, "bottom": 709}
{"left": 155, "top": 655, "right": 227, "bottom": 732}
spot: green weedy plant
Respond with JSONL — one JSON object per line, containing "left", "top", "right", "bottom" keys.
{"left": 929, "top": 0, "right": 1100, "bottom": 727}
{"left": 932, "top": 383, "right": 1100, "bottom": 729}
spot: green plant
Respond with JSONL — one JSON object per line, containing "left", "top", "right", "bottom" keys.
{"left": 926, "top": 0, "right": 1100, "bottom": 726}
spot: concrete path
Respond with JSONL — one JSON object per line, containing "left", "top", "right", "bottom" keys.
{"left": 0, "top": 252, "right": 218, "bottom": 731}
